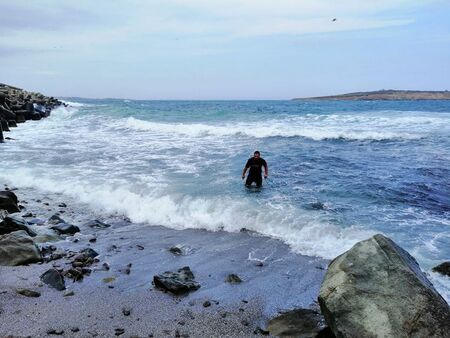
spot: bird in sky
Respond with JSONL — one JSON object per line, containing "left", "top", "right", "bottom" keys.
{"left": 332, "top": 18, "right": 337, "bottom": 22}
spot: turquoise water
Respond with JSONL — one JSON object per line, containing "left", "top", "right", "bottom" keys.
{"left": 1, "top": 99, "right": 449, "bottom": 296}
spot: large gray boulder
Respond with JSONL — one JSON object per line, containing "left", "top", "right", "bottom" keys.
{"left": 0, "top": 230, "right": 42, "bottom": 266}
{"left": 318, "top": 234, "right": 450, "bottom": 338}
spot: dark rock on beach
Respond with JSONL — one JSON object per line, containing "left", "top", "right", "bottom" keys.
{"left": 40, "top": 268, "right": 66, "bottom": 291}
{"left": 0, "top": 230, "right": 42, "bottom": 266}
{"left": 169, "top": 246, "right": 183, "bottom": 255}
{"left": 432, "top": 261, "right": 450, "bottom": 277}
{"left": 16, "top": 288, "right": 41, "bottom": 298}
{"left": 81, "top": 248, "right": 99, "bottom": 259}
{"left": 47, "top": 214, "right": 66, "bottom": 225}
{"left": 153, "top": 266, "right": 200, "bottom": 295}
{"left": 50, "top": 222, "right": 80, "bottom": 235}
{"left": 84, "top": 219, "right": 111, "bottom": 228}
{"left": 0, "top": 215, "right": 36, "bottom": 237}
{"left": 318, "top": 234, "right": 450, "bottom": 338}
{"left": 0, "top": 190, "right": 20, "bottom": 213}
{"left": 225, "top": 273, "right": 242, "bottom": 284}
{"left": 267, "top": 309, "right": 331, "bottom": 338}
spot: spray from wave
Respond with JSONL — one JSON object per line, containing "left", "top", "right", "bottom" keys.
{"left": 0, "top": 167, "right": 375, "bottom": 259}
{"left": 121, "top": 113, "right": 447, "bottom": 141}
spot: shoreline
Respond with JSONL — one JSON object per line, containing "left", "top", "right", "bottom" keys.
{"left": 0, "top": 185, "right": 327, "bottom": 337}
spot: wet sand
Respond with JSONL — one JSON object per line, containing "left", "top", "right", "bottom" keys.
{"left": 0, "top": 187, "right": 327, "bottom": 337}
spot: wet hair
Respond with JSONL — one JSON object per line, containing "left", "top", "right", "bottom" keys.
{"left": 254, "top": 151, "right": 260, "bottom": 155}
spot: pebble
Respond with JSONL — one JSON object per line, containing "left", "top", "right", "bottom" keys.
{"left": 70, "top": 327, "right": 80, "bottom": 333}
{"left": 115, "top": 328, "right": 125, "bottom": 336}
{"left": 203, "top": 301, "right": 211, "bottom": 308}
{"left": 16, "top": 288, "right": 41, "bottom": 298}
{"left": 122, "top": 308, "right": 131, "bottom": 316}
{"left": 63, "top": 290, "right": 75, "bottom": 297}
{"left": 46, "top": 329, "right": 64, "bottom": 335}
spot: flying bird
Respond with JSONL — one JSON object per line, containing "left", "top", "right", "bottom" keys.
{"left": 332, "top": 18, "right": 337, "bottom": 22}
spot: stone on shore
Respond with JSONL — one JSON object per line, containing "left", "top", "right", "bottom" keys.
{"left": 318, "top": 234, "right": 450, "bottom": 338}
{"left": 47, "top": 214, "right": 66, "bottom": 225}
{"left": 0, "top": 190, "right": 20, "bottom": 213}
{"left": 153, "top": 266, "right": 200, "bottom": 295}
{"left": 432, "top": 261, "right": 450, "bottom": 277}
{"left": 225, "top": 273, "right": 242, "bottom": 284}
{"left": 50, "top": 222, "right": 80, "bottom": 235}
{"left": 83, "top": 219, "right": 111, "bottom": 228}
{"left": 267, "top": 309, "right": 332, "bottom": 338}
{"left": 0, "top": 230, "right": 42, "bottom": 266}
{"left": 40, "top": 268, "right": 66, "bottom": 290}
{"left": 16, "top": 288, "right": 41, "bottom": 297}
{"left": 0, "top": 215, "right": 37, "bottom": 236}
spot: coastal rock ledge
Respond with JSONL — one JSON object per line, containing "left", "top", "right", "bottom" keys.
{"left": 318, "top": 234, "right": 450, "bottom": 338}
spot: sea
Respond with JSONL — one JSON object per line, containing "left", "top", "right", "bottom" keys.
{"left": 1, "top": 99, "right": 449, "bottom": 300}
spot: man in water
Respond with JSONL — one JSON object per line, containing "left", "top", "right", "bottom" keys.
{"left": 242, "top": 151, "right": 268, "bottom": 187}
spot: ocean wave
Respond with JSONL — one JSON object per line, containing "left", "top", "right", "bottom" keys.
{"left": 61, "top": 101, "right": 86, "bottom": 107}
{"left": 0, "top": 168, "right": 374, "bottom": 259}
{"left": 121, "top": 115, "right": 442, "bottom": 141}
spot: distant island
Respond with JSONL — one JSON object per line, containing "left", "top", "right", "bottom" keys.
{"left": 294, "top": 89, "right": 450, "bottom": 101}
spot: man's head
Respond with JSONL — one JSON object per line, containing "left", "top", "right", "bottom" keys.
{"left": 253, "top": 151, "right": 260, "bottom": 158}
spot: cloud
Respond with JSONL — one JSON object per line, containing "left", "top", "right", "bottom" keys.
{"left": 0, "top": 0, "right": 430, "bottom": 57}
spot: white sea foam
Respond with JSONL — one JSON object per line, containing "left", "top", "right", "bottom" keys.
{"left": 122, "top": 113, "right": 450, "bottom": 141}
{"left": 61, "top": 101, "right": 86, "bottom": 107}
{"left": 0, "top": 167, "right": 374, "bottom": 259}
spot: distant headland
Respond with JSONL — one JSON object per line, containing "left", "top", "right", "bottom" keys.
{"left": 294, "top": 89, "right": 450, "bottom": 101}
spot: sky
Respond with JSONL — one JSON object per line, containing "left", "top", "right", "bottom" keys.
{"left": 0, "top": 0, "right": 449, "bottom": 99}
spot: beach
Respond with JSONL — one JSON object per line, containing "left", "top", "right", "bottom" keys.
{"left": 0, "top": 185, "right": 326, "bottom": 337}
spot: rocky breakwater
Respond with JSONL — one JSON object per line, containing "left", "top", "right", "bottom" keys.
{"left": 0, "top": 83, "right": 63, "bottom": 142}
{"left": 318, "top": 234, "right": 450, "bottom": 338}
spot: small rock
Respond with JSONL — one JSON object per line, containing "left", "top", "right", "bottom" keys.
{"left": 16, "top": 288, "right": 40, "bottom": 297}
{"left": 58, "top": 203, "right": 67, "bottom": 207}
{"left": 241, "top": 320, "right": 249, "bottom": 326}
{"left": 153, "top": 266, "right": 200, "bottom": 295}
{"left": 63, "top": 290, "right": 74, "bottom": 297}
{"left": 102, "top": 262, "right": 110, "bottom": 271}
{"left": 255, "top": 261, "right": 264, "bottom": 267}
{"left": 70, "top": 327, "right": 80, "bottom": 333}
{"left": 40, "top": 268, "right": 65, "bottom": 290}
{"left": 47, "top": 214, "right": 65, "bottom": 225}
{"left": 267, "top": 309, "right": 327, "bottom": 337}
{"left": 115, "top": 328, "right": 125, "bottom": 336}
{"left": 83, "top": 219, "right": 111, "bottom": 228}
{"left": 122, "top": 308, "right": 131, "bottom": 316}
{"left": 225, "top": 273, "right": 242, "bottom": 284}
{"left": 103, "top": 277, "right": 116, "bottom": 283}
{"left": 81, "top": 248, "right": 99, "bottom": 258}
{"left": 203, "top": 300, "right": 211, "bottom": 308}
{"left": 47, "top": 328, "right": 64, "bottom": 335}
{"left": 89, "top": 237, "right": 97, "bottom": 243}
{"left": 50, "top": 223, "right": 80, "bottom": 235}
{"left": 169, "top": 246, "right": 183, "bottom": 255}
{"left": 137, "top": 245, "right": 144, "bottom": 250}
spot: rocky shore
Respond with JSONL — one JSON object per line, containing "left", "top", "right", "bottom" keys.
{"left": 0, "top": 83, "right": 63, "bottom": 143}
{"left": 0, "top": 186, "right": 330, "bottom": 337}
{"left": 1, "top": 187, "right": 449, "bottom": 337}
